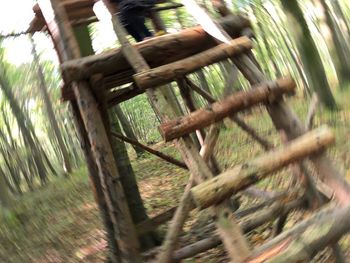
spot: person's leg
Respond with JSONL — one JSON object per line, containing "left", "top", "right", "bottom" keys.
{"left": 123, "top": 10, "right": 153, "bottom": 42}
{"left": 133, "top": 14, "right": 153, "bottom": 39}
{"left": 118, "top": 11, "right": 144, "bottom": 42}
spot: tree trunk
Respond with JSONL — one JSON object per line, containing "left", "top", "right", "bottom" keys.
{"left": 0, "top": 166, "right": 12, "bottom": 208}
{"left": 318, "top": 0, "right": 350, "bottom": 86}
{"left": 114, "top": 106, "right": 145, "bottom": 157}
{"left": 332, "top": 1, "right": 350, "bottom": 40}
{"left": 252, "top": 2, "right": 282, "bottom": 78}
{"left": 109, "top": 110, "right": 159, "bottom": 249}
{"left": 280, "top": 0, "right": 337, "bottom": 110}
{"left": 0, "top": 67, "right": 48, "bottom": 185}
{"left": 29, "top": 34, "right": 72, "bottom": 174}
{"left": 73, "top": 24, "right": 157, "bottom": 250}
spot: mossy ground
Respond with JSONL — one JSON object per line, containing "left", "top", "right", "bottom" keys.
{"left": 1, "top": 94, "right": 350, "bottom": 262}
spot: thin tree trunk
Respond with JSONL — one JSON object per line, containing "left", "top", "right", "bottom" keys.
{"left": 280, "top": 0, "right": 337, "bottom": 110}
{"left": 109, "top": 110, "right": 159, "bottom": 249}
{"left": 0, "top": 166, "right": 12, "bottom": 208}
{"left": 114, "top": 105, "right": 145, "bottom": 157}
{"left": 318, "top": 0, "right": 350, "bottom": 86}
{"left": 29, "top": 34, "right": 72, "bottom": 174}
{"left": 0, "top": 67, "right": 48, "bottom": 185}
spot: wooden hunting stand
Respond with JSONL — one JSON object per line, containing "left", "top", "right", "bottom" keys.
{"left": 28, "top": 0, "right": 350, "bottom": 262}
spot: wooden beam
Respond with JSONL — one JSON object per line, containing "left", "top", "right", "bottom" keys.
{"left": 159, "top": 77, "right": 295, "bottom": 142}
{"left": 133, "top": 37, "right": 252, "bottom": 89}
{"left": 107, "top": 86, "right": 144, "bottom": 106}
{"left": 190, "top": 127, "right": 335, "bottom": 209}
{"left": 39, "top": 0, "right": 142, "bottom": 261}
{"left": 60, "top": 14, "right": 251, "bottom": 99}
{"left": 111, "top": 131, "right": 188, "bottom": 169}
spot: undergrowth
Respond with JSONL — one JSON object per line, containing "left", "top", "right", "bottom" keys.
{"left": 1, "top": 94, "right": 350, "bottom": 262}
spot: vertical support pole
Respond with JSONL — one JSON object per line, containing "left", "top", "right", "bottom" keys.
{"left": 71, "top": 102, "right": 121, "bottom": 263}
{"left": 38, "top": 0, "right": 141, "bottom": 262}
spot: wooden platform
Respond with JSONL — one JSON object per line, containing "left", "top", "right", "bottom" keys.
{"left": 60, "top": 14, "right": 251, "bottom": 101}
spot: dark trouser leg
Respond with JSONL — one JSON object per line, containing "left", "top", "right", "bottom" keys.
{"left": 121, "top": 11, "right": 153, "bottom": 42}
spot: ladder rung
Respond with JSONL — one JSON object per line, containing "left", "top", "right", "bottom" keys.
{"left": 159, "top": 77, "right": 296, "bottom": 142}
{"left": 190, "top": 126, "right": 335, "bottom": 209}
{"left": 134, "top": 37, "right": 252, "bottom": 89}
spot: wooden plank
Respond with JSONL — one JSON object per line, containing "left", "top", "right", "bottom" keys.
{"left": 191, "top": 127, "right": 335, "bottom": 209}
{"left": 133, "top": 37, "right": 252, "bottom": 89}
{"left": 159, "top": 77, "right": 295, "bottom": 141}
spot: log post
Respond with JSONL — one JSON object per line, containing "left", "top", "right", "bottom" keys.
{"left": 160, "top": 77, "right": 296, "bottom": 141}
{"left": 191, "top": 127, "right": 335, "bottom": 209}
{"left": 133, "top": 37, "right": 252, "bottom": 89}
{"left": 39, "top": 0, "right": 141, "bottom": 262}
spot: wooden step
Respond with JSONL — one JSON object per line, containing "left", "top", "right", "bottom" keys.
{"left": 60, "top": 14, "right": 251, "bottom": 100}
{"left": 159, "top": 77, "right": 296, "bottom": 142}
{"left": 190, "top": 126, "right": 334, "bottom": 209}
{"left": 133, "top": 37, "right": 252, "bottom": 89}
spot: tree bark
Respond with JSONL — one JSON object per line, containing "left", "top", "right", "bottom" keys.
{"left": 109, "top": 111, "right": 158, "bottom": 250}
{"left": 0, "top": 166, "right": 12, "bottom": 208}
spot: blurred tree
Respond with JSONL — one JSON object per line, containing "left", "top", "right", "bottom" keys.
{"left": 317, "top": 0, "right": 350, "bottom": 87}
{"left": 29, "top": 34, "right": 72, "bottom": 174}
{"left": 280, "top": 0, "right": 337, "bottom": 110}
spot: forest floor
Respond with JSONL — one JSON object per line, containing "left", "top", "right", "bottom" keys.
{"left": 1, "top": 93, "right": 350, "bottom": 263}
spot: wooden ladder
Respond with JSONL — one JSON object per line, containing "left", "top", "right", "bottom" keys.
{"left": 39, "top": 0, "right": 350, "bottom": 262}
